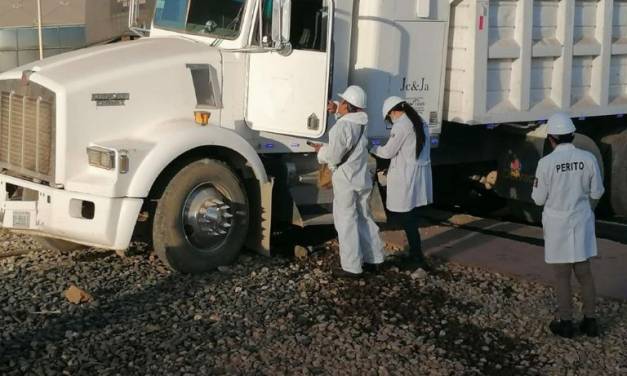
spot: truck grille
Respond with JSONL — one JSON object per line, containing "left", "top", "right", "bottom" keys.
{"left": 0, "top": 80, "right": 55, "bottom": 182}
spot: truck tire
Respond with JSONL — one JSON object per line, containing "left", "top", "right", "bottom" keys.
{"left": 33, "top": 236, "right": 86, "bottom": 252}
{"left": 152, "top": 159, "right": 249, "bottom": 273}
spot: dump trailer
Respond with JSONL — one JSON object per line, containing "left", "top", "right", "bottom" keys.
{"left": 0, "top": 0, "right": 625, "bottom": 273}
{"left": 0, "top": 0, "right": 155, "bottom": 73}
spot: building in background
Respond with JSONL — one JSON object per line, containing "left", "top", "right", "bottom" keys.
{"left": 0, "top": 0, "right": 155, "bottom": 72}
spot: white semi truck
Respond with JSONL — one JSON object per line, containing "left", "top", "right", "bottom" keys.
{"left": 0, "top": 0, "right": 625, "bottom": 273}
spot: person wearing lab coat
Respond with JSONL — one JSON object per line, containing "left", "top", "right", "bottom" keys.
{"left": 532, "top": 112, "right": 605, "bottom": 338}
{"left": 370, "top": 97, "right": 433, "bottom": 270}
{"left": 311, "top": 85, "right": 385, "bottom": 278}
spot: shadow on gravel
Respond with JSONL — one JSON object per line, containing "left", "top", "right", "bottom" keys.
{"left": 0, "top": 269, "right": 243, "bottom": 375}
{"left": 270, "top": 225, "right": 339, "bottom": 258}
{"left": 73, "top": 251, "right": 116, "bottom": 263}
{"left": 0, "top": 242, "right": 547, "bottom": 375}
{"left": 296, "top": 253, "right": 547, "bottom": 375}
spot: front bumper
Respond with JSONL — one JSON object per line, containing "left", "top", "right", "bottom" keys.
{"left": 0, "top": 175, "right": 143, "bottom": 250}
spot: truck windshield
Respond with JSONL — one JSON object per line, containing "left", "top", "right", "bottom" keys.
{"left": 154, "top": 0, "right": 247, "bottom": 39}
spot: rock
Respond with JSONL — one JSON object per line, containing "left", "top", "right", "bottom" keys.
{"left": 410, "top": 268, "right": 428, "bottom": 280}
{"left": 63, "top": 285, "right": 92, "bottom": 304}
{"left": 0, "top": 230, "right": 622, "bottom": 375}
{"left": 294, "top": 246, "right": 309, "bottom": 260}
{"left": 209, "top": 313, "right": 221, "bottom": 322}
{"left": 217, "top": 266, "right": 232, "bottom": 273}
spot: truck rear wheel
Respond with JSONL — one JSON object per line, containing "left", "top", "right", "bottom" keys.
{"left": 33, "top": 236, "right": 86, "bottom": 252}
{"left": 152, "top": 159, "right": 249, "bottom": 273}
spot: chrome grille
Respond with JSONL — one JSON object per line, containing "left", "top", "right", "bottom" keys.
{"left": 0, "top": 80, "right": 55, "bottom": 182}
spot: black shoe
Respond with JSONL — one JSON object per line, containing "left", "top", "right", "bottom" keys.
{"left": 405, "top": 256, "right": 434, "bottom": 272}
{"left": 549, "top": 320, "right": 575, "bottom": 338}
{"left": 362, "top": 263, "right": 383, "bottom": 274}
{"left": 579, "top": 317, "right": 600, "bottom": 337}
{"left": 332, "top": 268, "right": 362, "bottom": 279}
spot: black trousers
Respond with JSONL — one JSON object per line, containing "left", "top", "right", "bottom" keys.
{"left": 390, "top": 208, "right": 424, "bottom": 259}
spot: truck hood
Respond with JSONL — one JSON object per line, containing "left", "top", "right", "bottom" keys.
{"left": 0, "top": 36, "right": 225, "bottom": 187}
{"left": 1, "top": 37, "right": 222, "bottom": 92}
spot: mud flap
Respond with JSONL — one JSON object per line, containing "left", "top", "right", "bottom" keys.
{"left": 247, "top": 178, "right": 274, "bottom": 257}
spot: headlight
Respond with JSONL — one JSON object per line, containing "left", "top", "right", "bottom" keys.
{"left": 87, "top": 146, "right": 116, "bottom": 170}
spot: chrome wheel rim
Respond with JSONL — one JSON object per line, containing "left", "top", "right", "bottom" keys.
{"left": 182, "top": 183, "right": 233, "bottom": 251}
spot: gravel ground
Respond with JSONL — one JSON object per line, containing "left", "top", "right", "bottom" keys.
{"left": 0, "top": 230, "right": 625, "bottom": 376}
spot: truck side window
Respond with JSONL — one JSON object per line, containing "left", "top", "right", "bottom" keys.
{"left": 187, "top": 0, "right": 247, "bottom": 38}
{"left": 252, "top": 0, "right": 327, "bottom": 52}
{"left": 290, "top": 0, "right": 327, "bottom": 52}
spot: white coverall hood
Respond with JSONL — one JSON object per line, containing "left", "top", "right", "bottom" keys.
{"left": 338, "top": 111, "right": 368, "bottom": 125}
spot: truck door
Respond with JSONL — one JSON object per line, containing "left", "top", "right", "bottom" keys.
{"left": 246, "top": 0, "right": 332, "bottom": 139}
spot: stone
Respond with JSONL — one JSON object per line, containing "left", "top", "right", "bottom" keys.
{"left": 410, "top": 268, "right": 428, "bottom": 280}
{"left": 294, "top": 246, "right": 309, "bottom": 260}
{"left": 63, "top": 285, "right": 92, "bottom": 304}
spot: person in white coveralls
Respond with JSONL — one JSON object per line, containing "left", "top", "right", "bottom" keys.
{"left": 310, "top": 85, "right": 385, "bottom": 278}
{"left": 532, "top": 112, "right": 605, "bottom": 338}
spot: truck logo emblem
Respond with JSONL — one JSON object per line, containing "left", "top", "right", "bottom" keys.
{"left": 400, "top": 77, "right": 430, "bottom": 92}
{"left": 92, "top": 93, "right": 130, "bottom": 107}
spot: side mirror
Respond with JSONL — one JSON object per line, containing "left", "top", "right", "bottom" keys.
{"left": 272, "top": 0, "right": 292, "bottom": 55}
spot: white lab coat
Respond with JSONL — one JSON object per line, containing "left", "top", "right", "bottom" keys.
{"left": 318, "top": 112, "right": 384, "bottom": 273}
{"left": 532, "top": 143, "right": 605, "bottom": 264}
{"left": 370, "top": 114, "right": 433, "bottom": 213}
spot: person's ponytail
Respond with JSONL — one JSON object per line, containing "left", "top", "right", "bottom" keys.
{"left": 390, "top": 102, "right": 426, "bottom": 158}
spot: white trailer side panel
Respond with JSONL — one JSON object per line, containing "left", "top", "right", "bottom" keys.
{"left": 444, "top": 0, "right": 627, "bottom": 125}
{"left": 351, "top": 0, "right": 450, "bottom": 138}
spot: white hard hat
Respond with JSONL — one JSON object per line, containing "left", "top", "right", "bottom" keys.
{"left": 338, "top": 85, "right": 367, "bottom": 109}
{"left": 382, "top": 96, "right": 404, "bottom": 119}
{"left": 547, "top": 113, "right": 576, "bottom": 135}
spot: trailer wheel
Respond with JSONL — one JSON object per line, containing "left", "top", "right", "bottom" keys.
{"left": 152, "top": 159, "right": 249, "bottom": 273}
{"left": 33, "top": 236, "right": 86, "bottom": 252}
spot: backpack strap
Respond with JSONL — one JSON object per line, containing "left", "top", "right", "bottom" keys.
{"left": 337, "top": 124, "right": 366, "bottom": 168}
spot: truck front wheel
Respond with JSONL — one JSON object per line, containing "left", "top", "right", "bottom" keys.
{"left": 152, "top": 159, "right": 249, "bottom": 273}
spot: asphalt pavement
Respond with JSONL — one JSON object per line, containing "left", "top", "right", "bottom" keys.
{"left": 381, "top": 209, "right": 627, "bottom": 300}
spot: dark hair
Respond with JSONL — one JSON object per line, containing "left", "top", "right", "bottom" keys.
{"left": 386, "top": 102, "right": 426, "bottom": 158}
{"left": 549, "top": 133, "right": 575, "bottom": 144}
{"left": 345, "top": 101, "right": 360, "bottom": 113}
